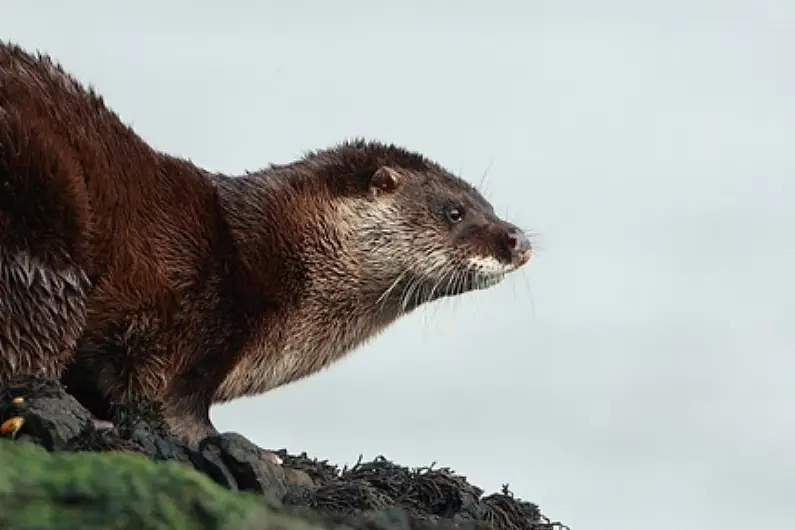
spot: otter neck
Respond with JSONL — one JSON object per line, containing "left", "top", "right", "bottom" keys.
{"left": 215, "top": 167, "right": 407, "bottom": 316}
{"left": 211, "top": 168, "right": 406, "bottom": 400}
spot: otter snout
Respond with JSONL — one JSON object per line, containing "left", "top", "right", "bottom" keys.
{"left": 505, "top": 227, "right": 532, "bottom": 267}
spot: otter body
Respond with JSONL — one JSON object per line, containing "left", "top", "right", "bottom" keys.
{"left": 0, "top": 42, "right": 532, "bottom": 442}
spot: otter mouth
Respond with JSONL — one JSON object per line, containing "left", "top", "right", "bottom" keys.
{"left": 452, "top": 268, "right": 506, "bottom": 292}
{"left": 386, "top": 266, "right": 506, "bottom": 312}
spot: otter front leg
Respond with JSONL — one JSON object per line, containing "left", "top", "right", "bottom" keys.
{"left": 162, "top": 391, "right": 283, "bottom": 465}
{"left": 0, "top": 249, "right": 89, "bottom": 383}
{"left": 64, "top": 356, "right": 217, "bottom": 442}
{"left": 161, "top": 393, "right": 219, "bottom": 445}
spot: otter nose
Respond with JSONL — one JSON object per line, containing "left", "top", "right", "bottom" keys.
{"left": 506, "top": 228, "right": 531, "bottom": 266}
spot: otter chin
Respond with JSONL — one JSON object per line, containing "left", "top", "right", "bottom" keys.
{"left": 0, "top": 41, "right": 532, "bottom": 444}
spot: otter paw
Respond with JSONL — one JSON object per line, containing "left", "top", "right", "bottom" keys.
{"left": 0, "top": 416, "right": 25, "bottom": 438}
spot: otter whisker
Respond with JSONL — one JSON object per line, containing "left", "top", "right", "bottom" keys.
{"left": 401, "top": 250, "right": 453, "bottom": 309}
{"left": 374, "top": 249, "right": 441, "bottom": 311}
{"left": 447, "top": 263, "right": 465, "bottom": 295}
{"left": 394, "top": 268, "right": 415, "bottom": 312}
{"left": 437, "top": 266, "right": 454, "bottom": 298}
{"left": 427, "top": 273, "right": 445, "bottom": 303}
{"left": 455, "top": 268, "right": 469, "bottom": 297}
{"left": 521, "top": 270, "right": 537, "bottom": 319}
{"left": 406, "top": 273, "right": 428, "bottom": 310}
{"left": 423, "top": 255, "right": 456, "bottom": 304}
{"left": 376, "top": 264, "right": 413, "bottom": 308}
{"left": 425, "top": 271, "right": 445, "bottom": 304}
{"left": 382, "top": 251, "right": 447, "bottom": 312}
{"left": 478, "top": 158, "right": 494, "bottom": 194}
{"left": 451, "top": 264, "right": 465, "bottom": 291}
{"left": 457, "top": 270, "right": 469, "bottom": 295}
{"left": 399, "top": 277, "right": 418, "bottom": 312}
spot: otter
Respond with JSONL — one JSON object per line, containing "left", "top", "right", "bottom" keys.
{"left": 0, "top": 41, "right": 532, "bottom": 443}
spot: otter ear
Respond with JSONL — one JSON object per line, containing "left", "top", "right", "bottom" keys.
{"left": 369, "top": 166, "right": 402, "bottom": 196}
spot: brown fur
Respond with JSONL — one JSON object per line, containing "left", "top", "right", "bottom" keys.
{"left": 0, "top": 41, "right": 532, "bottom": 442}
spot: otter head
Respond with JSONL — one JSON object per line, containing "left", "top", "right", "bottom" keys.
{"left": 324, "top": 141, "right": 531, "bottom": 314}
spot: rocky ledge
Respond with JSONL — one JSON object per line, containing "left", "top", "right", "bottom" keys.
{"left": 0, "top": 375, "right": 567, "bottom": 530}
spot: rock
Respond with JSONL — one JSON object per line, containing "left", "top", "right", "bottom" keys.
{"left": 0, "top": 375, "right": 568, "bottom": 530}
{"left": 0, "top": 373, "right": 94, "bottom": 450}
{"left": 196, "top": 432, "right": 292, "bottom": 498}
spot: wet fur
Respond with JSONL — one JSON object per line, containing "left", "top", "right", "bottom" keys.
{"left": 0, "top": 250, "right": 89, "bottom": 378}
{"left": 0, "top": 41, "right": 529, "bottom": 442}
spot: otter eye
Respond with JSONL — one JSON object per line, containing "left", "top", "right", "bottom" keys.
{"left": 445, "top": 206, "right": 464, "bottom": 223}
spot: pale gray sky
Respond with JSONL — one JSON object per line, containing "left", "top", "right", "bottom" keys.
{"left": 4, "top": 1, "right": 794, "bottom": 529}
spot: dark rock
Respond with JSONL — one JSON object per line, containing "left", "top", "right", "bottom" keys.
{"left": 0, "top": 375, "right": 568, "bottom": 530}
{"left": 198, "top": 432, "right": 292, "bottom": 499}
{"left": 0, "top": 373, "right": 95, "bottom": 450}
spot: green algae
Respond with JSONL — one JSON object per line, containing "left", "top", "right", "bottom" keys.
{"left": 0, "top": 439, "right": 323, "bottom": 530}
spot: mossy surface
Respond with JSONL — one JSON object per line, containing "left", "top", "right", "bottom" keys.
{"left": 0, "top": 439, "right": 318, "bottom": 530}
